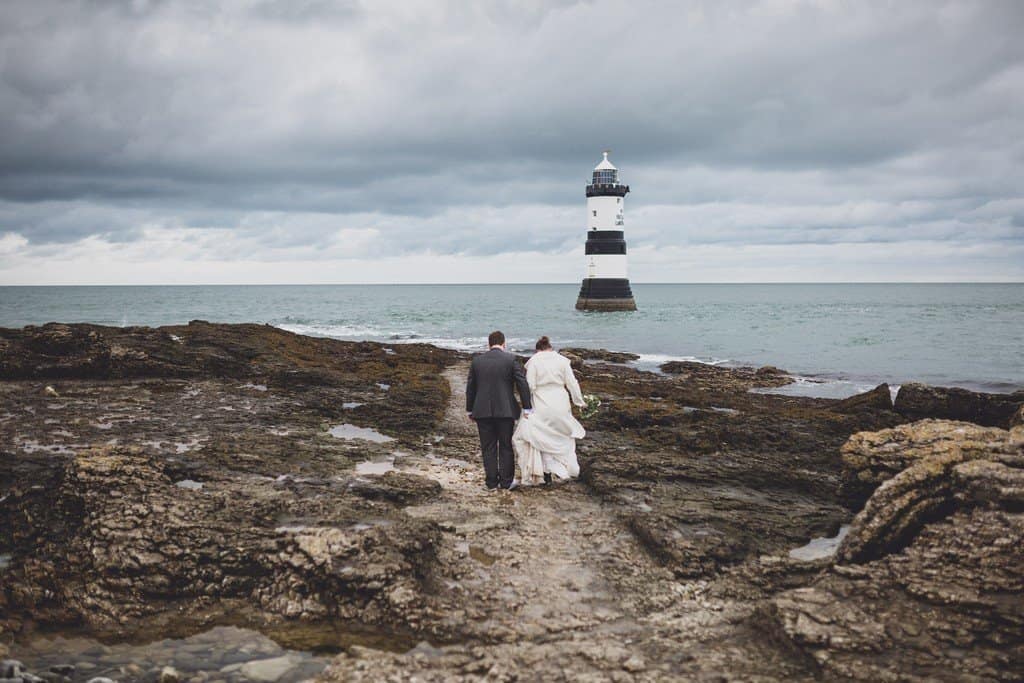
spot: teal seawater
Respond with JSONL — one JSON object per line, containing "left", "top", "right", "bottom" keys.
{"left": 1, "top": 284, "right": 1021, "bottom": 394}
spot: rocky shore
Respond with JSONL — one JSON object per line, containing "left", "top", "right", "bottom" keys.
{"left": 1, "top": 322, "right": 1021, "bottom": 681}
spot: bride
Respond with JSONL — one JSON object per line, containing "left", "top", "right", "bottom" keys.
{"left": 513, "top": 336, "right": 587, "bottom": 485}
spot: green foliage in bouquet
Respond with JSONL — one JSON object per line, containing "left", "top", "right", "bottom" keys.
{"left": 581, "top": 394, "right": 601, "bottom": 419}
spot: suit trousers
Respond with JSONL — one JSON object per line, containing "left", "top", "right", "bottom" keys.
{"left": 475, "top": 417, "right": 515, "bottom": 489}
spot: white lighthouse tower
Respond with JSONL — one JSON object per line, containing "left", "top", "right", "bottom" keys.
{"left": 575, "top": 151, "right": 637, "bottom": 311}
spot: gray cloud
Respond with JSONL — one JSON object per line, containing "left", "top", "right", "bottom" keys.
{"left": 0, "top": 0, "right": 1022, "bottom": 281}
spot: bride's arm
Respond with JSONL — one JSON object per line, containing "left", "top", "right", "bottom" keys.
{"left": 564, "top": 358, "right": 586, "bottom": 407}
{"left": 526, "top": 358, "right": 538, "bottom": 393}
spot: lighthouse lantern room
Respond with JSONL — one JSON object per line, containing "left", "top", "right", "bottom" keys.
{"left": 575, "top": 151, "right": 637, "bottom": 311}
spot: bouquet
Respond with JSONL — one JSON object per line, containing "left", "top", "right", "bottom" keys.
{"left": 581, "top": 394, "right": 602, "bottom": 420}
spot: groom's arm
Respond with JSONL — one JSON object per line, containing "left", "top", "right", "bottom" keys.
{"left": 466, "top": 362, "right": 477, "bottom": 415}
{"left": 513, "top": 359, "right": 532, "bottom": 411}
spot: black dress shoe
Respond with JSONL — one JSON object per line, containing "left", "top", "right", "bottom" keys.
{"left": 543, "top": 472, "right": 552, "bottom": 485}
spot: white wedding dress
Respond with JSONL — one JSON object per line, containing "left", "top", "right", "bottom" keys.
{"left": 513, "top": 350, "right": 586, "bottom": 485}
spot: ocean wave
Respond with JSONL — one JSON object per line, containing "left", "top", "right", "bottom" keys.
{"left": 276, "top": 322, "right": 389, "bottom": 339}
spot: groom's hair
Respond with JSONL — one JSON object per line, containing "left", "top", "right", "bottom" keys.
{"left": 488, "top": 330, "right": 505, "bottom": 347}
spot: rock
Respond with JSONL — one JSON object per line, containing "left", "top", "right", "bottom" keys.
{"left": 561, "top": 348, "right": 640, "bottom": 363}
{"left": 44, "top": 385, "right": 59, "bottom": 398}
{"left": 894, "top": 382, "right": 1024, "bottom": 428}
{"left": 560, "top": 350, "right": 584, "bottom": 371}
{"left": 85, "top": 679, "right": 116, "bottom": 683}
{"left": 37, "top": 673, "right": 70, "bottom": 683}
{"left": 0, "top": 322, "right": 456, "bottom": 636}
{"left": 830, "top": 383, "right": 892, "bottom": 414}
{"left": 347, "top": 471, "right": 443, "bottom": 504}
{"left": 46, "top": 667, "right": 73, "bottom": 677}
{"left": 838, "top": 418, "right": 1018, "bottom": 506}
{"left": 159, "top": 666, "right": 180, "bottom": 683}
{"left": 0, "top": 662, "right": 24, "bottom": 679}
{"left": 769, "top": 418, "right": 1024, "bottom": 680}
{"left": 1010, "top": 404, "right": 1024, "bottom": 429}
{"left": 36, "top": 673, "right": 70, "bottom": 683}
{"left": 658, "top": 360, "right": 792, "bottom": 390}
{"left": 237, "top": 654, "right": 299, "bottom": 682}
{"left": 622, "top": 655, "right": 646, "bottom": 672}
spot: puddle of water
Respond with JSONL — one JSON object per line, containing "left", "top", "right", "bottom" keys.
{"left": 682, "top": 406, "right": 740, "bottom": 416}
{"left": 175, "top": 479, "right": 203, "bottom": 491}
{"left": 174, "top": 439, "right": 201, "bottom": 454}
{"left": 355, "top": 457, "right": 396, "bottom": 475}
{"left": 789, "top": 525, "right": 850, "bottom": 561}
{"left": 329, "top": 424, "right": 394, "bottom": 443}
{"left": 342, "top": 402, "right": 364, "bottom": 409}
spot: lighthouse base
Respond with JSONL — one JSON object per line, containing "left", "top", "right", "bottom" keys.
{"left": 575, "top": 278, "right": 637, "bottom": 311}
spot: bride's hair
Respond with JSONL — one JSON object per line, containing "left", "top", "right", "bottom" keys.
{"left": 535, "top": 336, "right": 552, "bottom": 351}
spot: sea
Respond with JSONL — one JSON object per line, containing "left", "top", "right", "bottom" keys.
{"left": 1, "top": 283, "right": 1021, "bottom": 398}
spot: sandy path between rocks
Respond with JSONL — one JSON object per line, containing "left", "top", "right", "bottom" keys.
{"left": 321, "top": 363, "right": 712, "bottom": 681}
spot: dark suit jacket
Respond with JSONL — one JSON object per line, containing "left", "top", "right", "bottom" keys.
{"left": 466, "top": 348, "right": 532, "bottom": 419}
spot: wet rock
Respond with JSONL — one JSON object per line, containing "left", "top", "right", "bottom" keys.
{"left": 0, "top": 323, "right": 458, "bottom": 639}
{"left": 577, "top": 356, "right": 895, "bottom": 577}
{"left": 0, "top": 661, "right": 24, "bottom": 678}
{"left": 830, "top": 383, "right": 892, "bottom": 414}
{"left": 769, "top": 419, "right": 1024, "bottom": 680}
{"left": 347, "top": 471, "right": 443, "bottom": 505}
{"left": 561, "top": 348, "right": 640, "bottom": 363}
{"left": 894, "top": 382, "right": 1024, "bottom": 428}
{"left": 159, "top": 666, "right": 180, "bottom": 682}
{"left": 659, "top": 360, "right": 792, "bottom": 390}
{"left": 237, "top": 654, "right": 299, "bottom": 682}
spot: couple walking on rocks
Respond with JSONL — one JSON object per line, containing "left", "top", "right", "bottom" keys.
{"left": 466, "top": 330, "right": 587, "bottom": 490}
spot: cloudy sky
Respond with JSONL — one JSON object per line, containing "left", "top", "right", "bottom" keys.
{"left": 1, "top": 0, "right": 1022, "bottom": 284}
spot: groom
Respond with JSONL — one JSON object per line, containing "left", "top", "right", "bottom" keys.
{"left": 466, "top": 330, "right": 532, "bottom": 491}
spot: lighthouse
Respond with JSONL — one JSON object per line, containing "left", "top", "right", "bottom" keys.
{"left": 575, "top": 151, "right": 637, "bottom": 311}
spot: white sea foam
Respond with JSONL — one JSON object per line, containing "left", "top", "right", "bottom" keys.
{"left": 632, "top": 354, "right": 732, "bottom": 373}
{"left": 276, "top": 322, "right": 389, "bottom": 339}
{"left": 752, "top": 377, "right": 884, "bottom": 400}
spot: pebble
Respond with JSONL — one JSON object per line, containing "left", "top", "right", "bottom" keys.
{"left": 160, "top": 665, "right": 181, "bottom": 682}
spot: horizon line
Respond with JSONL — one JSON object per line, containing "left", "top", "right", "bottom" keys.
{"left": 1, "top": 281, "right": 1023, "bottom": 287}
